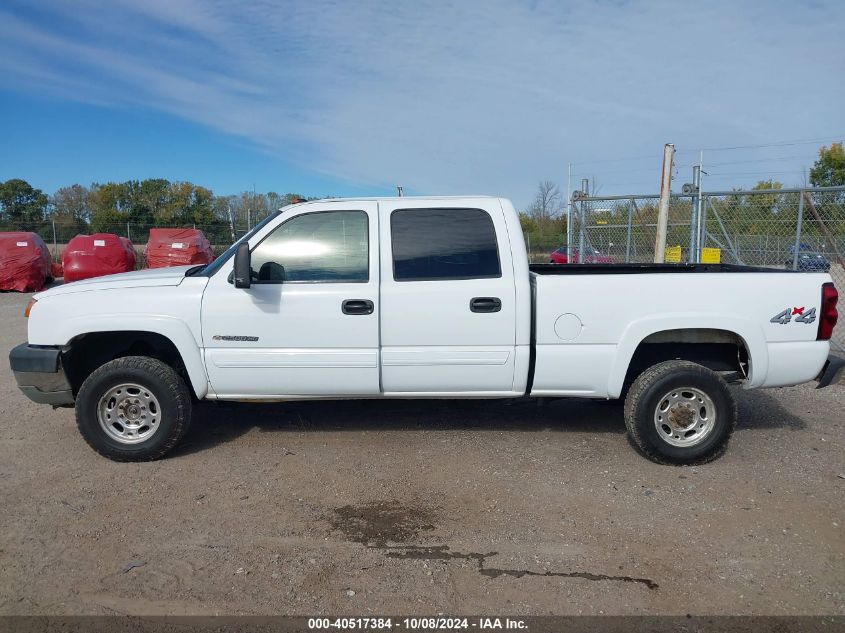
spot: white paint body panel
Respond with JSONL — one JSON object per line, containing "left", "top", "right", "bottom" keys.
{"left": 24, "top": 196, "right": 832, "bottom": 403}
{"left": 530, "top": 270, "right": 831, "bottom": 398}
{"left": 200, "top": 200, "right": 381, "bottom": 397}
{"left": 377, "top": 197, "right": 526, "bottom": 395}
{"left": 28, "top": 274, "right": 211, "bottom": 399}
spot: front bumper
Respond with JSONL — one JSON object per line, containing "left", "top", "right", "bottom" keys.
{"left": 9, "top": 343, "right": 74, "bottom": 406}
{"left": 816, "top": 353, "right": 845, "bottom": 389}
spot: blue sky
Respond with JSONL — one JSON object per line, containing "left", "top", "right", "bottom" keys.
{"left": 0, "top": 0, "right": 843, "bottom": 208}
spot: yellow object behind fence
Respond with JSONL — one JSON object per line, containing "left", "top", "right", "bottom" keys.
{"left": 701, "top": 247, "right": 721, "bottom": 264}
{"left": 664, "top": 245, "right": 682, "bottom": 263}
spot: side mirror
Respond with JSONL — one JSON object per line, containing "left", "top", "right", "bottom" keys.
{"left": 233, "top": 242, "right": 251, "bottom": 288}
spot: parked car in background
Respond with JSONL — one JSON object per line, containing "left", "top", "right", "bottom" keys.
{"left": 787, "top": 244, "right": 831, "bottom": 272}
{"left": 145, "top": 228, "right": 215, "bottom": 268}
{"left": 549, "top": 245, "right": 614, "bottom": 264}
{"left": 62, "top": 233, "right": 137, "bottom": 282}
{"left": 0, "top": 232, "right": 52, "bottom": 292}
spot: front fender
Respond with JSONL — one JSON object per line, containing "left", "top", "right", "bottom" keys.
{"left": 29, "top": 313, "right": 210, "bottom": 399}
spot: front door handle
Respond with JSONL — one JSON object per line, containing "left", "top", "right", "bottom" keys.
{"left": 470, "top": 297, "right": 502, "bottom": 313}
{"left": 342, "top": 299, "right": 374, "bottom": 315}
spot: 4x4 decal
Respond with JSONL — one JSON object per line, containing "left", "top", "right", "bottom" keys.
{"left": 770, "top": 307, "right": 817, "bottom": 325}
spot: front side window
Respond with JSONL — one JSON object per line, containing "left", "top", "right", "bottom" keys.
{"left": 391, "top": 208, "right": 501, "bottom": 281}
{"left": 250, "top": 210, "right": 368, "bottom": 283}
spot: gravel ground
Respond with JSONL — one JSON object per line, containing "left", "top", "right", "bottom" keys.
{"left": 0, "top": 289, "right": 843, "bottom": 616}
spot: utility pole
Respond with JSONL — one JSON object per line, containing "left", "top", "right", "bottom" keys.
{"left": 653, "top": 143, "right": 675, "bottom": 263}
{"left": 396, "top": 185, "right": 404, "bottom": 197}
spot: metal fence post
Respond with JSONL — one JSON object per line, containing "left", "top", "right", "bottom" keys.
{"left": 51, "top": 220, "right": 57, "bottom": 262}
{"left": 791, "top": 191, "right": 805, "bottom": 271}
{"left": 625, "top": 199, "right": 634, "bottom": 263}
{"left": 688, "top": 166, "right": 700, "bottom": 263}
{"left": 578, "top": 199, "right": 586, "bottom": 263}
{"left": 127, "top": 222, "right": 131, "bottom": 242}
{"left": 688, "top": 194, "right": 697, "bottom": 263}
{"left": 577, "top": 180, "right": 589, "bottom": 264}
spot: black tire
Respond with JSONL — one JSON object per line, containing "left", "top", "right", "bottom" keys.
{"left": 623, "top": 360, "right": 736, "bottom": 465}
{"left": 75, "top": 356, "right": 192, "bottom": 461}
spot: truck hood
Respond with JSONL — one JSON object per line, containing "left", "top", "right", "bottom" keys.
{"left": 35, "top": 266, "right": 192, "bottom": 298}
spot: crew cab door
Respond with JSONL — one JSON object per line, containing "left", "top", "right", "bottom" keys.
{"left": 200, "top": 201, "right": 380, "bottom": 397}
{"left": 378, "top": 200, "right": 518, "bottom": 394}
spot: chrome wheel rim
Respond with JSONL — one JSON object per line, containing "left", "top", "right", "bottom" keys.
{"left": 653, "top": 387, "right": 716, "bottom": 447}
{"left": 97, "top": 383, "right": 161, "bottom": 445}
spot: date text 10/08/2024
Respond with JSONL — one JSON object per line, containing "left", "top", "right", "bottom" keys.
{"left": 307, "top": 617, "right": 528, "bottom": 630}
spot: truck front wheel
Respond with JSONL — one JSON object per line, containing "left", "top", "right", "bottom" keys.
{"left": 623, "top": 360, "right": 736, "bottom": 465}
{"left": 75, "top": 356, "right": 192, "bottom": 461}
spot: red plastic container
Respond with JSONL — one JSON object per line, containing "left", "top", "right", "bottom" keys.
{"left": 144, "top": 228, "right": 214, "bottom": 268}
{"left": 0, "top": 232, "right": 52, "bottom": 292}
{"left": 62, "top": 233, "right": 137, "bottom": 282}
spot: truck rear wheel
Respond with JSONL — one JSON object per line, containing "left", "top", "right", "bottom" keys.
{"left": 623, "top": 360, "right": 736, "bottom": 465}
{"left": 75, "top": 356, "right": 192, "bottom": 461}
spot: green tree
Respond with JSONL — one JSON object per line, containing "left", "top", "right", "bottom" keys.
{"left": 88, "top": 182, "right": 131, "bottom": 233}
{"left": 807, "top": 143, "right": 845, "bottom": 227}
{"left": 130, "top": 178, "right": 169, "bottom": 224}
{"left": 50, "top": 184, "right": 91, "bottom": 231}
{"left": 155, "top": 181, "right": 215, "bottom": 225}
{"left": 518, "top": 212, "right": 538, "bottom": 235}
{"left": 0, "top": 178, "right": 48, "bottom": 223}
{"left": 188, "top": 185, "right": 215, "bottom": 225}
{"left": 809, "top": 143, "right": 845, "bottom": 187}
{"left": 743, "top": 180, "right": 783, "bottom": 234}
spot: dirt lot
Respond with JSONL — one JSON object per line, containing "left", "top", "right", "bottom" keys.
{"left": 0, "top": 290, "right": 843, "bottom": 616}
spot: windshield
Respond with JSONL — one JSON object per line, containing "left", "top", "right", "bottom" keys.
{"left": 194, "top": 210, "right": 283, "bottom": 277}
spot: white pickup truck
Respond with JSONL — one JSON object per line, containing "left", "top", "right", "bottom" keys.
{"left": 10, "top": 197, "right": 842, "bottom": 464}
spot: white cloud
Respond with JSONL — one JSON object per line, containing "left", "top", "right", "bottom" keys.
{"left": 1, "top": 0, "right": 843, "bottom": 205}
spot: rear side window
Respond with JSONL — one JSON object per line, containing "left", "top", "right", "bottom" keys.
{"left": 391, "top": 208, "right": 501, "bottom": 281}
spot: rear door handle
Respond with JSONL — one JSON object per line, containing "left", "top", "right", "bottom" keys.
{"left": 342, "top": 299, "right": 374, "bottom": 315}
{"left": 470, "top": 297, "right": 502, "bottom": 313}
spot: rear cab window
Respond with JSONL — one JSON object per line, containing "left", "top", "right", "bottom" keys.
{"left": 390, "top": 208, "right": 501, "bottom": 281}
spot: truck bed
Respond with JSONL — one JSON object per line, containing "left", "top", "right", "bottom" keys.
{"left": 529, "top": 263, "right": 794, "bottom": 275}
{"left": 528, "top": 263, "right": 830, "bottom": 398}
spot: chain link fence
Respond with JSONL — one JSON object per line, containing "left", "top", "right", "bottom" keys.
{"left": 560, "top": 185, "right": 845, "bottom": 351}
